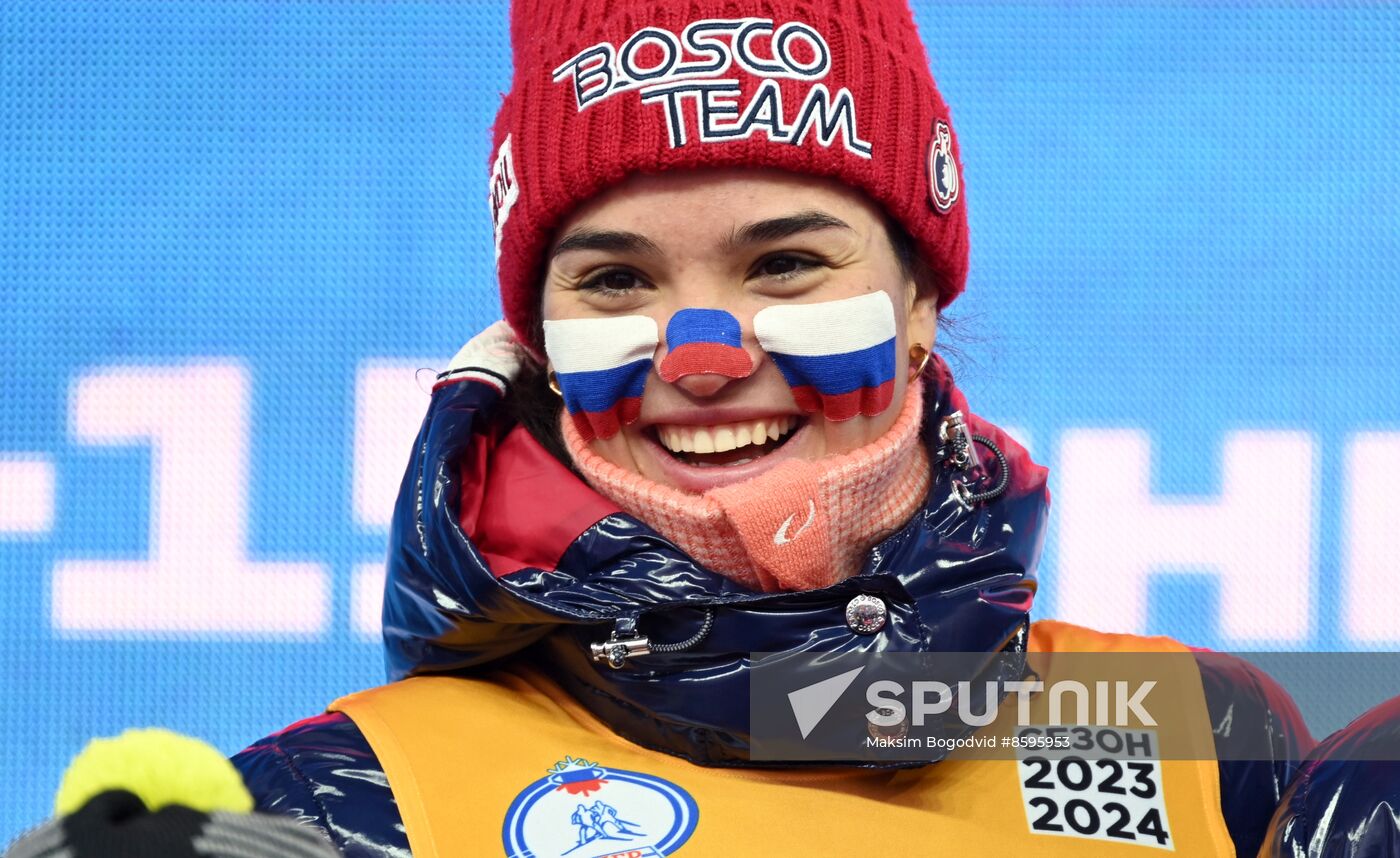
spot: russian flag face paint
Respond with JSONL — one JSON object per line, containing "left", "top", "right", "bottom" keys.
{"left": 658, "top": 308, "right": 755, "bottom": 382}
{"left": 753, "top": 292, "right": 898, "bottom": 421}
{"left": 543, "top": 315, "right": 659, "bottom": 441}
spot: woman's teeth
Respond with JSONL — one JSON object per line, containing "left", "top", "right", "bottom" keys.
{"left": 657, "top": 417, "right": 797, "bottom": 455}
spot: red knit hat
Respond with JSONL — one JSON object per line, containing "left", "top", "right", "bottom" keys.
{"left": 489, "top": 0, "right": 968, "bottom": 351}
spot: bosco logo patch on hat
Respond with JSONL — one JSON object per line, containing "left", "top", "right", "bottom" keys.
{"left": 490, "top": 0, "right": 971, "bottom": 353}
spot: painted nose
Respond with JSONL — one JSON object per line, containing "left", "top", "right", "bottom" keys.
{"left": 657, "top": 308, "right": 755, "bottom": 397}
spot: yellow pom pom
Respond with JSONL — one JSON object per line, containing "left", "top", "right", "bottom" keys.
{"left": 54, "top": 728, "right": 253, "bottom": 817}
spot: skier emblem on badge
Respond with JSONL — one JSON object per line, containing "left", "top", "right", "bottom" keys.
{"left": 502, "top": 756, "right": 699, "bottom": 858}
{"left": 567, "top": 799, "right": 645, "bottom": 853}
{"left": 928, "top": 119, "right": 959, "bottom": 212}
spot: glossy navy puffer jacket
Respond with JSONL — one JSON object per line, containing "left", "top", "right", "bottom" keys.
{"left": 234, "top": 330, "right": 1337, "bottom": 857}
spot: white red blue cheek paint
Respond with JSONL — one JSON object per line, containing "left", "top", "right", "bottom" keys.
{"left": 657, "top": 308, "right": 754, "bottom": 382}
{"left": 753, "top": 291, "right": 898, "bottom": 421}
{"left": 543, "top": 315, "right": 659, "bottom": 441}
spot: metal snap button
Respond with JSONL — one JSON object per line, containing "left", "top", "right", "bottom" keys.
{"left": 845, "top": 594, "right": 887, "bottom": 634}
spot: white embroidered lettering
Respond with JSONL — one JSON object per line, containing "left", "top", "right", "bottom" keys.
{"left": 553, "top": 18, "right": 868, "bottom": 157}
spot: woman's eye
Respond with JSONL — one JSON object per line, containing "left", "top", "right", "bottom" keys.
{"left": 580, "top": 269, "right": 648, "bottom": 294}
{"left": 756, "top": 254, "right": 818, "bottom": 279}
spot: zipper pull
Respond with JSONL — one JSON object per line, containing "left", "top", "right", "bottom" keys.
{"left": 939, "top": 411, "right": 980, "bottom": 471}
{"left": 939, "top": 411, "right": 1012, "bottom": 509}
{"left": 589, "top": 616, "right": 652, "bottom": 669}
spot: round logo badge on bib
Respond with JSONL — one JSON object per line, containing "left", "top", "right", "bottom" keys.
{"left": 502, "top": 756, "right": 699, "bottom": 858}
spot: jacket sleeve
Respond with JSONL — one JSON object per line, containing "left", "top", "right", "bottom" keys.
{"left": 1193, "top": 652, "right": 1316, "bottom": 857}
{"left": 1259, "top": 694, "right": 1400, "bottom": 858}
{"left": 231, "top": 712, "right": 411, "bottom": 858}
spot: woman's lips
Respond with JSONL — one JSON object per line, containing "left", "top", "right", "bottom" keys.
{"left": 640, "top": 419, "right": 811, "bottom": 493}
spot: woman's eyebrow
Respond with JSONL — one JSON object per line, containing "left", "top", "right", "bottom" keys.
{"left": 727, "top": 211, "right": 853, "bottom": 249}
{"left": 552, "top": 228, "right": 663, "bottom": 258}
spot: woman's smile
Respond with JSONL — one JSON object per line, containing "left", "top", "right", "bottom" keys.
{"left": 652, "top": 415, "right": 801, "bottom": 462}
{"left": 637, "top": 412, "right": 809, "bottom": 493}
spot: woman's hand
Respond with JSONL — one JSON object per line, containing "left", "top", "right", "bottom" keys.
{"left": 440, "top": 319, "right": 531, "bottom": 390}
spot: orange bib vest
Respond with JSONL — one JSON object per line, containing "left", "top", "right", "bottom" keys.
{"left": 331, "top": 620, "right": 1235, "bottom": 857}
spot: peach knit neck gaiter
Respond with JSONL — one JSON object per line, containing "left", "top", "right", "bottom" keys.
{"left": 562, "top": 383, "right": 929, "bottom": 592}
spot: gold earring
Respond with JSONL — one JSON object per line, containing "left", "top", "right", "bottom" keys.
{"left": 908, "top": 343, "right": 931, "bottom": 380}
{"left": 547, "top": 369, "right": 563, "bottom": 397}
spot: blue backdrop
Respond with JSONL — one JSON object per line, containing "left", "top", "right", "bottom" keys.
{"left": 3, "top": 1, "right": 1398, "bottom": 840}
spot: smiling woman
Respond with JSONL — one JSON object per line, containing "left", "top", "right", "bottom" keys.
{"left": 523, "top": 170, "right": 940, "bottom": 592}
{"left": 227, "top": 0, "right": 1328, "bottom": 855}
